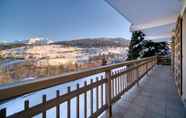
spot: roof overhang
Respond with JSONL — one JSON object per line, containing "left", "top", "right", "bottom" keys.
{"left": 106, "top": 0, "right": 183, "bottom": 42}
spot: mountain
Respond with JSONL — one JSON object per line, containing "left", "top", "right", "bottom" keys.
{"left": 53, "top": 37, "right": 130, "bottom": 47}
{"left": 27, "top": 37, "right": 53, "bottom": 45}
{"left": 0, "top": 43, "right": 26, "bottom": 51}
{"left": 0, "top": 37, "right": 130, "bottom": 51}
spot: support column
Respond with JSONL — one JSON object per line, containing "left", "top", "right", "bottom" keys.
{"left": 105, "top": 70, "right": 112, "bottom": 118}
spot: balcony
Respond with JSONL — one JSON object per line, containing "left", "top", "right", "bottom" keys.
{"left": 0, "top": 0, "right": 186, "bottom": 117}
{"left": 0, "top": 56, "right": 185, "bottom": 118}
{"left": 101, "top": 65, "right": 186, "bottom": 118}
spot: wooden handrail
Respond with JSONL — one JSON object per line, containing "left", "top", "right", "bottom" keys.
{"left": 0, "top": 56, "right": 155, "bottom": 101}
{"left": 0, "top": 56, "right": 157, "bottom": 118}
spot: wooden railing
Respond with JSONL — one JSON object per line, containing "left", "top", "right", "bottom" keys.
{"left": 0, "top": 56, "right": 157, "bottom": 118}
{"left": 157, "top": 56, "right": 171, "bottom": 65}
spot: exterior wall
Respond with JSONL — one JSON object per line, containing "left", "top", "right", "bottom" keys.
{"left": 173, "top": 16, "right": 182, "bottom": 96}
{"left": 182, "top": 8, "right": 186, "bottom": 103}
{"left": 172, "top": 1, "right": 186, "bottom": 105}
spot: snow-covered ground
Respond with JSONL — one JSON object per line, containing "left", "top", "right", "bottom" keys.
{"left": 0, "top": 59, "right": 25, "bottom": 71}
{"left": 0, "top": 45, "right": 128, "bottom": 67}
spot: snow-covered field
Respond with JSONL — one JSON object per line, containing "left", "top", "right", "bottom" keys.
{"left": 0, "top": 45, "right": 128, "bottom": 67}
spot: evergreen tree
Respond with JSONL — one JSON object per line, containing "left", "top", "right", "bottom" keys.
{"left": 140, "top": 40, "right": 169, "bottom": 58}
{"left": 127, "top": 31, "right": 169, "bottom": 60}
{"left": 127, "top": 31, "right": 145, "bottom": 60}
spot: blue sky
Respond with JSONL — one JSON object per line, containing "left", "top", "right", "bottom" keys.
{"left": 0, "top": 0, "right": 131, "bottom": 43}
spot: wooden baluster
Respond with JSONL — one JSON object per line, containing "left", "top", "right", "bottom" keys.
{"left": 133, "top": 69, "right": 135, "bottom": 81}
{"left": 127, "top": 67, "right": 130, "bottom": 86}
{"left": 136, "top": 66, "right": 139, "bottom": 86}
{"left": 142, "top": 64, "right": 144, "bottom": 74}
{"left": 132, "top": 70, "right": 133, "bottom": 82}
{"left": 111, "top": 72, "right": 114, "bottom": 98}
{"left": 76, "top": 84, "right": 80, "bottom": 118}
{"left": 119, "top": 70, "right": 122, "bottom": 93}
{"left": 134, "top": 67, "right": 136, "bottom": 81}
{"left": 134, "top": 63, "right": 139, "bottom": 85}
{"left": 127, "top": 71, "right": 129, "bottom": 87}
{"left": 117, "top": 71, "right": 120, "bottom": 94}
{"left": 96, "top": 77, "right": 99, "bottom": 111}
{"left": 128, "top": 69, "right": 131, "bottom": 85}
{"left": 119, "top": 70, "right": 122, "bottom": 92}
{"left": 122, "top": 70, "right": 124, "bottom": 90}
{"left": 56, "top": 90, "right": 60, "bottom": 118}
{"left": 24, "top": 100, "right": 31, "bottom": 118}
{"left": 117, "top": 71, "right": 119, "bottom": 90}
{"left": 42, "top": 95, "right": 47, "bottom": 118}
{"left": 90, "top": 79, "right": 94, "bottom": 116}
{"left": 113, "top": 72, "right": 116, "bottom": 96}
{"left": 84, "top": 81, "right": 87, "bottom": 118}
{"left": 117, "top": 71, "right": 119, "bottom": 95}
{"left": 147, "top": 62, "right": 149, "bottom": 70}
{"left": 100, "top": 76, "right": 104, "bottom": 107}
{"left": 67, "top": 87, "right": 71, "bottom": 118}
{"left": 133, "top": 70, "right": 135, "bottom": 82}
{"left": 125, "top": 68, "right": 127, "bottom": 88}
{"left": 126, "top": 73, "right": 128, "bottom": 89}
{"left": 130, "top": 70, "right": 132, "bottom": 83}
{"left": 123, "top": 71, "right": 125, "bottom": 91}
{"left": 134, "top": 65, "right": 136, "bottom": 81}
{"left": 114, "top": 73, "right": 117, "bottom": 96}
{"left": 119, "top": 71, "right": 121, "bottom": 93}
{"left": 124, "top": 74, "right": 126, "bottom": 90}
{"left": 142, "top": 65, "right": 144, "bottom": 75}
{"left": 111, "top": 78, "right": 114, "bottom": 98}
{"left": 140, "top": 65, "right": 142, "bottom": 76}
{"left": 105, "top": 70, "right": 112, "bottom": 118}
{"left": 121, "top": 73, "right": 124, "bottom": 92}
{"left": 138, "top": 66, "right": 140, "bottom": 77}
{"left": 0, "top": 108, "right": 6, "bottom": 118}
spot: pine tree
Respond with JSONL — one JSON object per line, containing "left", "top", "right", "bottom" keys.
{"left": 127, "top": 31, "right": 145, "bottom": 60}
{"left": 140, "top": 40, "right": 169, "bottom": 58}
{"left": 127, "top": 31, "right": 169, "bottom": 60}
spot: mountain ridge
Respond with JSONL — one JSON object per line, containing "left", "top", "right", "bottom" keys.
{"left": 0, "top": 37, "right": 130, "bottom": 50}
{"left": 52, "top": 37, "right": 130, "bottom": 47}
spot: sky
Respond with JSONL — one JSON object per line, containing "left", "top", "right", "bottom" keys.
{"left": 0, "top": 0, "right": 131, "bottom": 43}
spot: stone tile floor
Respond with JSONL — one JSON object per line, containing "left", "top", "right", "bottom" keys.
{"left": 101, "top": 65, "right": 186, "bottom": 118}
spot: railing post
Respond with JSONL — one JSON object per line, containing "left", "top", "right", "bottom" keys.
{"left": 154, "top": 56, "right": 156, "bottom": 66}
{"left": 0, "top": 108, "right": 6, "bottom": 118}
{"left": 136, "top": 63, "right": 139, "bottom": 87}
{"left": 151, "top": 57, "right": 154, "bottom": 71}
{"left": 155, "top": 56, "right": 158, "bottom": 65}
{"left": 105, "top": 70, "right": 112, "bottom": 118}
{"left": 151, "top": 56, "right": 156, "bottom": 73}
{"left": 24, "top": 100, "right": 31, "bottom": 118}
